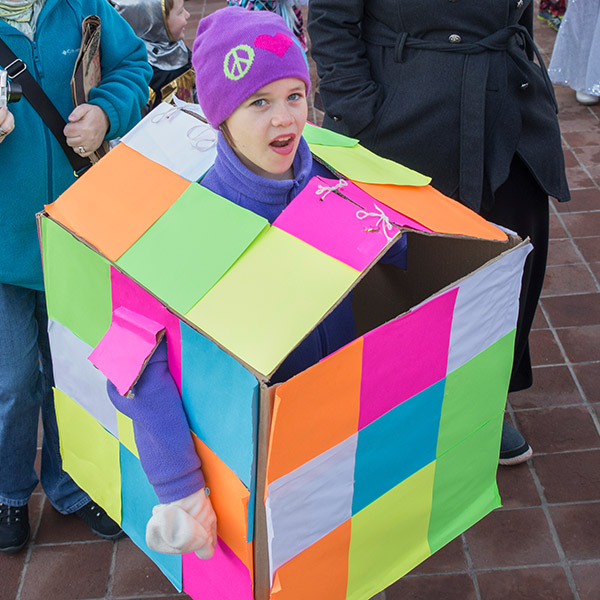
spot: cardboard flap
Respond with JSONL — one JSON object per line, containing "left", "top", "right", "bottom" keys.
{"left": 88, "top": 306, "right": 165, "bottom": 396}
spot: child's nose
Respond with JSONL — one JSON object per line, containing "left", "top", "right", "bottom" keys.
{"left": 272, "top": 104, "right": 294, "bottom": 126}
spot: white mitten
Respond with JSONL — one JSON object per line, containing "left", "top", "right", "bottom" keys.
{"left": 145, "top": 488, "right": 217, "bottom": 559}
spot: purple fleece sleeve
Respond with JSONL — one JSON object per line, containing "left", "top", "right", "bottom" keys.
{"left": 107, "top": 339, "right": 205, "bottom": 503}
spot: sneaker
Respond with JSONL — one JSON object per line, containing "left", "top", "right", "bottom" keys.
{"left": 499, "top": 421, "right": 533, "bottom": 466}
{"left": 576, "top": 91, "right": 600, "bottom": 106}
{"left": 0, "top": 503, "right": 30, "bottom": 553}
{"left": 74, "top": 501, "right": 124, "bottom": 540}
{"left": 537, "top": 11, "right": 561, "bottom": 31}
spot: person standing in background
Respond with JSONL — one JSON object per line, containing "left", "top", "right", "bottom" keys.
{"left": 0, "top": 0, "right": 151, "bottom": 553}
{"left": 538, "top": 0, "right": 566, "bottom": 31}
{"left": 549, "top": 0, "right": 600, "bottom": 105}
{"left": 308, "top": 0, "right": 570, "bottom": 466}
{"left": 109, "top": 0, "right": 197, "bottom": 113}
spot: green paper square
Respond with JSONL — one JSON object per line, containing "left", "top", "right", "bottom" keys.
{"left": 428, "top": 413, "right": 503, "bottom": 554}
{"left": 307, "top": 143, "right": 431, "bottom": 187}
{"left": 185, "top": 227, "right": 358, "bottom": 377}
{"left": 116, "top": 185, "right": 268, "bottom": 315}
{"left": 42, "top": 217, "right": 112, "bottom": 347}
{"left": 437, "top": 331, "right": 516, "bottom": 456}
{"left": 347, "top": 462, "right": 435, "bottom": 600}
{"left": 303, "top": 122, "right": 358, "bottom": 147}
{"left": 54, "top": 388, "right": 122, "bottom": 523}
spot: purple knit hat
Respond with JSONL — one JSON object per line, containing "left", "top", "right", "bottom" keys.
{"left": 192, "top": 6, "right": 310, "bottom": 128}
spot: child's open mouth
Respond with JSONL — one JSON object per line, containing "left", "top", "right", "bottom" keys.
{"left": 269, "top": 134, "right": 296, "bottom": 155}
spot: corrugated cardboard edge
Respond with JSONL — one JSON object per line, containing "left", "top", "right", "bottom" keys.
{"left": 253, "top": 382, "right": 273, "bottom": 600}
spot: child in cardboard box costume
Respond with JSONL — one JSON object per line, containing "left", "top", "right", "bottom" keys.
{"left": 105, "top": 6, "right": 407, "bottom": 559}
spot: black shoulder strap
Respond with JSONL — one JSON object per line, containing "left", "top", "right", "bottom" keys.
{"left": 0, "top": 38, "right": 91, "bottom": 175}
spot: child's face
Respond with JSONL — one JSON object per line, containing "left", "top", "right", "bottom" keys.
{"left": 224, "top": 77, "right": 308, "bottom": 180}
{"left": 167, "top": 0, "right": 190, "bottom": 42}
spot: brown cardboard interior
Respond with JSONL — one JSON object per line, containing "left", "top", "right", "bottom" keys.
{"left": 353, "top": 230, "right": 522, "bottom": 336}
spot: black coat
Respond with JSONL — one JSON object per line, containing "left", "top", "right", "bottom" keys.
{"left": 308, "top": 0, "right": 570, "bottom": 212}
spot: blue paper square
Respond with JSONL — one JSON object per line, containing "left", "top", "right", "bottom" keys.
{"left": 352, "top": 379, "right": 445, "bottom": 514}
{"left": 120, "top": 444, "right": 183, "bottom": 590}
{"left": 181, "top": 323, "right": 259, "bottom": 489}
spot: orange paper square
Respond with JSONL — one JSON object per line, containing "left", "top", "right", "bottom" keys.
{"left": 271, "top": 520, "right": 351, "bottom": 600}
{"left": 192, "top": 433, "right": 253, "bottom": 574}
{"left": 267, "top": 338, "right": 363, "bottom": 485}
{"left": 353, "top": 182, "right": 507, "bottom": 241}
{"left": 46, "top": 144, "right": 190, "bottom": 261}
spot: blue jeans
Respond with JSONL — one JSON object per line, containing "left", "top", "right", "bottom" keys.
{"left": 0, "top": 283, "right": 89, "bottom": 513}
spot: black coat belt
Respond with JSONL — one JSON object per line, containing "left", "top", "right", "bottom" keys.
{"left": 360, "top": 21, "right": 557, "bottom": 212}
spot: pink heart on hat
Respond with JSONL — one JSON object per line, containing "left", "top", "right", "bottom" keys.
{"left": 254, "top": 32, "right": 293, "bottom": 58}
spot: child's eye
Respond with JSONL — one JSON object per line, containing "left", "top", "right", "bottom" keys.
{"left": 288, "top": 93, "right": 303, "bottom": 101}
{"left": 251, "top": 98, "right": 267, "bottom": 107}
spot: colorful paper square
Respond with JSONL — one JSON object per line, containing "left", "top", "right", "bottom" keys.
{"left": 352, "top": 379, "right": 445, "bottom": 514}
{"left": 185, "top": 227, "right": 358, "bottom": 377}
{"left": 428, "top": 414, "right": 503, "bottom": 555}
{"left": 182, "top": 538, "right": 253, "bottom": 600}
{"left": 120, "top": 444, "right": 183, "bottom": 590}
{"left": 48, "top": 319, "right": 118, "bottom": 437}
{"left": 447, "top": 243, "right": 532, "bottom": 372}
{"left": 266, "top": 434, "right": 357, "bottom": 579}
{"left": 271, "top": 520, "right": 351, "bottom": 600}
{"left": 191, "top": 434, "right": 252, "bottom": 570}
{"left": 116, "top": 410, "right": 138, "bottom": 458}
{"left": 182, "top": 323, "right": 259, "bottom": 489}
{"left": 347, "top": 462, "right": 436, "bottom": 600}
{"left": 303, "top": 122, "right": 358, "bottom": 147}
{"left": 273, "top": 177, "right": 408, "bottom": 272}
{"left": 89, "top": 306, "right": 165, "bottom": 396}
{"left": 111, "top": 268, "right": 184, "bottom": 392}
{"left": 353, "top": 182, "right": 508, "bottom": 241}
{"left": 116, "top": 184, "right": 268, "bottom": 314}
{"left": 437, "top": 331, "right": 515, "bottom": 457}
{"left": 359, "top": 288, "right": 457, "bottom": 428}
{"left": 267, "top": 337, "right": 362, "bottom": 484}
{"left": 45, "top": 143, "right": 190, "bottom": 261}
{"left": 307, "top": 143, "right": 430, "bottom": 187}
{"left": 54, "top": 388, "right": 121, "bottom": 523}
{"left": 42, "top": 216, "right": 112, "bottom": 348}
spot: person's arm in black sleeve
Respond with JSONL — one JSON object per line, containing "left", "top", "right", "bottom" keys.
{"left": 308, "top": 0, "right": 383, "bottom": 137}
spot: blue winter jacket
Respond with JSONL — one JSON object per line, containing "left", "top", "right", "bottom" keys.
{"left": 0, "top": 0, "right": 152, "bottom": 289}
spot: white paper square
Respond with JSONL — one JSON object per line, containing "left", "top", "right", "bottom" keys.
{"left": 48, "top": 319, "right": 118, "bottom": 437}
{"left": 266, "top": 433, "right": 357, "bottom": 581}
{"left": 447, "top": 242, "right": 532, "bottom": 373}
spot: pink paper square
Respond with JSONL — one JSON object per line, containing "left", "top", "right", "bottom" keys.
{"left": 88, "top": 306, "right": 164, "bottom": 395}
{"left": 358, "top": 288, "right": 458, "bottom": 429}
{"left": 182, "top": 538, "right": 253, "bottom": 600}
{"left": 110, "top": 268, "right": 183, "bottom": 392}
{"left": 274, "top": 177, "right": 431, "bottom": 272}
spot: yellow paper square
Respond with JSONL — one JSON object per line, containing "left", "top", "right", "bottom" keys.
{"left": 347, "top": 462, "right": 436, "bottom": 600}
{"left": 54, "top": 388, "right": 122, "bottom": 523}
{"left": 116, "top": 410, "right": 139, "bottom": 459}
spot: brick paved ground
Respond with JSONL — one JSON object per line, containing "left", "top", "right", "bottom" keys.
{"left": 2, "top": 2, "right": 599, "bottom": 599}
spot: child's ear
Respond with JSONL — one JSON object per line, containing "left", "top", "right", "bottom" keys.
{"left": 220, "top": 122, "right": 236, "bottom": 149}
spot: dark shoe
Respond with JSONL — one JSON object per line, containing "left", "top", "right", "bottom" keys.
{"left": 499, "top": 421, "right": 533, "bottom": 466}
{"left": 74, "top": 501, "right": 124, "bottom": 540}
{"left": 0, "top": 503, "right": 30, "bottom": 553}
{"left": 537, "top": 11, "right": 561, "bottom": 31}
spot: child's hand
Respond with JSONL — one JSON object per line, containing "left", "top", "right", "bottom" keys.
{"left": 64, "top": 103, "right": 109, "bottom": 156}
{"left": 0, "top": 107, "right": 15, "bottom": 143}
{"left": 145, "top": 487, "right": 217, "bottom": 558}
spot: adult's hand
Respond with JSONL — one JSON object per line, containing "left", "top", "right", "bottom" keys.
{"left": 64, "top": 103, "right": 109, "bottom": 157}
{"left": 0, "top": 107, "right": 15, "bottom": 143}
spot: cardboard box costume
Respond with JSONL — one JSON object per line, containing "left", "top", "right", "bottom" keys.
{"left": 38, "top": 107, "right": 531, "bottom": 600}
